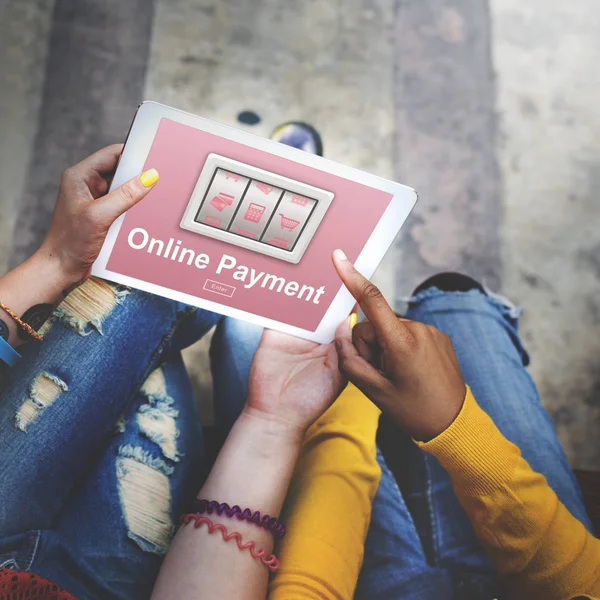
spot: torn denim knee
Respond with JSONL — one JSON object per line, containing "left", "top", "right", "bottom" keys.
{"left": 137, "top": 368, "right": 181, "bottom": 462}
{"left": 40, "top": 277, "right": 129, "bottom": 337}
{"left": 116, "top": 444, "right": 174, "bottom": 555}
{"left": 15, "top": 371, "right": 69, "bottom": 432}
{"left": 112, "top": 366, "right": 186, "bottom": 554}
{"left": 402, "top": 286, "right": 529, "bottom": 366}
{"left": 402, "top": 286, "right": 524, "bottom": 320}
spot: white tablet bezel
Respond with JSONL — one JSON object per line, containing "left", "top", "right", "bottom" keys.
{"left": 92, "top": 101, "right": 417, "bottom": 343}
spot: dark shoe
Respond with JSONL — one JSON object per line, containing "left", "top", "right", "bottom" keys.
{"left": 270, "top": 121, "right": 323, "bottom": 156}
{"left": 412, "top": 272, "right": 485, "bottom": 296}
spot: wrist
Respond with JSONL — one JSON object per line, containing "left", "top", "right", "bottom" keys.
{"left": 238, "top": 406, "right": 305, "bottom": 450}
{"left": 198, "top": 406, "right": 302, "bottom": 519}
{"left": 34, "top": 245, "right": 85, "bottom": 290}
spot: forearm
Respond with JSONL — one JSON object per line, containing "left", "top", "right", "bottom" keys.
{"left": 419, "top": 387, "right": 600, "bottom": 599}
{"left": 0, "top": 249, "right": 76, "bottom": 348}
{"left": 152, "top": 408, "right": 303, "bottom": 600}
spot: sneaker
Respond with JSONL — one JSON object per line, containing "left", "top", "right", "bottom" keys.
{"left": 412, "top": 272, "right": 485, "bottom": 296}
{"left": 270, "top": 122, "right": 323, "bottom": 156}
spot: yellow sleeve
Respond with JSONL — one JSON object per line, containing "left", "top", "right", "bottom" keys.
{"left": 417, "top": 386, "right": 600, "bottom": 600}
{"left": 268, "top": 383, "right": 381, "bottom": 600}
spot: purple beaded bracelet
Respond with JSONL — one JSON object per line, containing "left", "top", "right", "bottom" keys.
{"left": 191, "top": 499, "right": 286, "bottom": 538}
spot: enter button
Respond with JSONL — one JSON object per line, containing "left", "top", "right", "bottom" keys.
{"left": 203, "top": 279, "right": 236, "bottom": 297}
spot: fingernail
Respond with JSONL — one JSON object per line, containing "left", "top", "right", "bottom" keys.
{"left": 333, "top": 249, "right": 347, "bottom": 261}
{"left": 349, "top": 313, "right": 357, "bottom": 329}
{"left": 140, "top": 168, "right": 159, "bottom": 187}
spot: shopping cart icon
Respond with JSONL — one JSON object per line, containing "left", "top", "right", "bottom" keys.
{"left": 256, "top": 182, "right": 275, "bottom": 195}
{"left": 244, "top": 202, "right": 266, "bottom": 223}
{"left": 204, "top": 216, "right": 222, "bottom": 227}
{"left": 235, "top": 226, "right": 257, "bottom": 239}
{"left": 210, "top": 192, "right": 235, "bottom": 212}
{"left": 290, "top": 194, "right": 310, "bottom": 207}
{"left": 224, "top": 171, "right": 240, "bottom": 182}
{"left": 268, "top": 237, "right": 289, "bottom": 249}
{"left": 279, "top": 213, "right": 300, "bottom": 232}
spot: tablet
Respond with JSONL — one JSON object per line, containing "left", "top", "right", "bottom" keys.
{"left": 92, "top": 101, "right": 417, "bottom": 343}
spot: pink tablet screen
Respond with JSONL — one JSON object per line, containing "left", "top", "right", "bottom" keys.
{"left": 106, "top": 118, "right": 393, "bottom": 331}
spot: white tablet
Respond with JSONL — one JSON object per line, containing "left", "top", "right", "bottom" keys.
{"left": 92, "top": 101, "right": 417, "bottom": 343}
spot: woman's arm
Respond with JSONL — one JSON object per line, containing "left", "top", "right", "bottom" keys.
{"left": 152, "top": 329, "right": 346, "bottom": 600}
{"left": 419, "top": 387, "right": 600, "bottom": 600}
{"left": 0, "top": 252, "right": 76, "bottom": 347}
{"left": 152, "top": 409, "right": 303, "bottom": 599}
{"left": 0, "top": 145, "right": 158, "bottom": 349}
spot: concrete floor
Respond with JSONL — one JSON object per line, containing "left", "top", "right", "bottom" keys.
{"left": 493, "top": 0, "right": 600, "bottom": 469}
{"left": 1, "top": 0, "right": 599, "bottom": 468}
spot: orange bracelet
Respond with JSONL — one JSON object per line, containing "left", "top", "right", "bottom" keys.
{"left": 180, "top": 514, "right": 280, "bottom": 572}
{"left": 0, "top": 302, "right": 44, "bottom": 342}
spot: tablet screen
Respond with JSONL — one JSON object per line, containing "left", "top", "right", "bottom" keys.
{"left": 93, "top": 103, "right": 416, "bottom": 342}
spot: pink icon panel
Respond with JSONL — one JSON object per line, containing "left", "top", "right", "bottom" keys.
{"left": 196, "top": 169, "right": 318, "bottom": 251}
{"left": 195, "top": 168, "right": 249, "bottom": 229}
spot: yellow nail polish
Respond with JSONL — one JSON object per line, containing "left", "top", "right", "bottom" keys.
{"left": 349, "top": 313, "right": 357, "bottom": 329}
{"left": 140, "top": 168, "right": 159, "bottom": 187}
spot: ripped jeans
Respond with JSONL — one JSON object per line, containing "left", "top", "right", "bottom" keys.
{"left": 0, "top": 278, "right": 259, "bottom": 600}
{"left": 0, "top": 280, "right": 591, "bottom": 600}
{"left": 355, "top": 288, "right": 593, "bottom": 600}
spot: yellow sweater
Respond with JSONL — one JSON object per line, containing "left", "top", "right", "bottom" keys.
{"left": 268, "top": 384, "right": 381, "bottom": 599}
{"left": 269, "top": 385, "right": 600, "bottom": 600}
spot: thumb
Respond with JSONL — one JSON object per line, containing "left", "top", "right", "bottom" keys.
{"left": 334, "top": 316, "right": 390, "bottom": 404}
{"left": 95, "top": 168, "right": 159, "bottom": 219}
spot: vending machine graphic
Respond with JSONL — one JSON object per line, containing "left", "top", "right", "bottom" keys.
{"left": 180, "top": 155, "right": 333, "bottom": 264}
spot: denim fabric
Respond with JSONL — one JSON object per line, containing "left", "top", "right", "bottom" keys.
{"left": 0, "top": 284, "right": 591, "bottom": 600}
{"left": 355, "top": 288, "right": 592, "bottom": 600}
{"left": 0, "top": 284, "right": 261, "bottom": 600}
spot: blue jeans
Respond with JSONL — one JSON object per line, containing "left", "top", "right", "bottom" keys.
{"left": 0, "top": 282, "right": 590, "bottom": 599}
{"left": 0, "top": 280, "right": 261, "bottom": 600}
{"left": 355, "top": 288, "right": 593, "bottom": 600}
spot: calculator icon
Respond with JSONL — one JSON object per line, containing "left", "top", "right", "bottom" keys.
{"left": 244, "top": 203, "right": 266, "bottom": 223}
